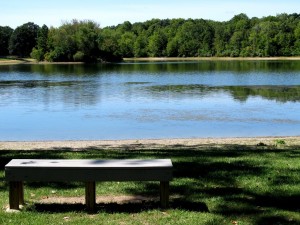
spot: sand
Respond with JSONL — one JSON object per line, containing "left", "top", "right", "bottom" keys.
{"left": 0, "top": 136, "right": 299, "bottom": 150}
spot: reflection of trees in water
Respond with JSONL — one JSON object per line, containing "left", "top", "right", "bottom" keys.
{"left": 117, "top": 60, "right": 300, "bottom": 73}
{"left": 0, "top": 80, "right": 101, "bottom": 108}
{"left": 4, "top": 60, "right": 298, "bottom": 75}
{"left": 1, "top": 63, "right": 300, "bottom": 107}
{"left": 223, "top": 86, "right": 300, "bottom": 102}
{"left": 147, "top": 84, "right": 300, "bottom": 103}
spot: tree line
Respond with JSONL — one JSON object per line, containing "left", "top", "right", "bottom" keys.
{"left": 1, "top": 13, "right": 300, "bottom": 62}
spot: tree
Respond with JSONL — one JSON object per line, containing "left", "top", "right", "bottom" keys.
{"left": 248, "top": 21, "right": 278, "bottom": 57}
{"left": 5, "top": 13, "right": 300, "bottom": 60}
{"left": 9, "top": 22, "right": 39, "bottom": 57}
{"left": 133, "top": 32, "right": 148, "bottom": 57}
{"left": 175, "top": 20, "right": 214, "bottom": 57}
{"left": 75, "top": 20, "right": 101, "bottom": 61}
{"left": 118, "top": 32, "right": 136, "bottom": 57}
{"left": 0, "top": 26, "right": 13, "bottom": 56}
{"left": 116, "top": 21, "right": 132, "bottom": 33}
{"left": 98, "top": 28, "right": 122, "bottom": 61}
{"left": 213, "top": 22, "right": 231, "bottom": 56}
{"left": 46, "top": 20, "right": 102, "bottom": 62}
{"left": 148, "top": 30, "right": 168, "bottom": 57}
{"left": 31, "top": 25, "right": 49, "bottom": 61}
{"left": 228, "top": 14, "right": 250, "bottom": 56}
{"left": 166, "top": 37, "right": 179, "bottom": 57}
{"left": 294, "top": 22, "right": 300, "bottom": 54}
{"left": 275, "top": 14, "right": 298, "bottom": 56}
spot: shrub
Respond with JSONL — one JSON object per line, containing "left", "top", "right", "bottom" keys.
{"left": 30, "top": 48, "right": 44, "bottom": 61}
{"left": 73, "top": 51, "right": 85, "bottom": 62}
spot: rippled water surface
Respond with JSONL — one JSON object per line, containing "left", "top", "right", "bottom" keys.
{"left": 0, "top": 61, "right": 299, "bottom": 140}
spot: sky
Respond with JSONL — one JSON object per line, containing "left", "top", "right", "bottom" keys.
{"left": 1, "top": 0, "right": 300, "bottom": 28}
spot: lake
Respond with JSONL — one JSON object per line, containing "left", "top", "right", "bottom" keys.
{"left": 0, "top": 60, "right": 300, "bottom": 141}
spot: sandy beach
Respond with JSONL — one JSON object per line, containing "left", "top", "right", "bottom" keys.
{"left": 1, "top": 136, "right": 299, "bottom": 150}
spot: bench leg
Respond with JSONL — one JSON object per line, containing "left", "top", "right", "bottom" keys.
{"left": 160, "top": 181, "right": 169, "bottom": 209}
{"left": 85, "top": 181, "right": 96, "bottom": 213}
{"left": 18, "top": 182, "right": 24, "bottom": 205}
{"left": 9, "top": 181, "right": 23, "bottom": 210}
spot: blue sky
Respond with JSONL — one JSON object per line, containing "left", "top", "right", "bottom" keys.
{"left": 1, "top": 0, "right": 300, "bottom": 28}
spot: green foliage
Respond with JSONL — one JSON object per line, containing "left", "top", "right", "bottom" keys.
{"left": 37, "top": 25, "right": 49, "bottom": 52}
{"left": 73, "top": 51, "right": 85, "bottom": 62}
{"left": 102, "top": 13, "right": 300, "bottom": 58}
{"left": 148, "top": 30, "right": 168, "bottom": 57}
{"left": 98, "top": 28, "right": 122, "bottom": 62}
{"left": 3, "top": 13, "right": 300, "bottom": 61}
{"left": 118, "top": 32, "right": 136, "bottom": 57}
{"left": 45, "top": 20, "right": 102, "bottom": 62}
{"left": 133, "top": 33, "right": 148, "bottom": 57}
{"left": 31, "top": 25, "right": 49, "bottom": 61}
{"left": 0, "top": 26, "right": 13, "bottom": 55}
{"left": 9, "top": 22, "right": 39, "bottom": 57}
{"left": 30, "top": 48, "right": 44, "bottom": 61}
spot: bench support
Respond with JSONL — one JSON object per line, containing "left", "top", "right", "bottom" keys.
{"left": 85, "top": 181, "right": 96, "bottom": 213}
{"left": 9, "top": 180, "right": 170, "bottom": 211}
{"left": 160, "top": 181, "right": 169, "bottom": 209}
{"left": 9, "top": 181, "right": 24, "bottom": 210}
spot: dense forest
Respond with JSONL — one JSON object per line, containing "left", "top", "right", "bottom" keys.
{"left": 1, "top": 13, "right": 300, "bottom": 62}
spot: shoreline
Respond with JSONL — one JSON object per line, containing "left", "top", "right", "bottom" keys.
{"left": 123, "top": 57, "right": 300, "bottom": 62}
{"left": 2, "top": 56, "right": 300, "bottom": 66}
{"left": 0, "top": 59, "right": 84, "bottom": 65}
{"left": 1, "top": 136, "right": 299, "bottom": 150}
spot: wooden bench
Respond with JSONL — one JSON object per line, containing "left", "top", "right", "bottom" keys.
{"left": 5, "top": 159, "right": 173, "bottom": 212}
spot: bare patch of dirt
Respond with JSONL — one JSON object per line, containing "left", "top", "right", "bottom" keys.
{"left": 39, "top": 195, "right": 158, "bottom": 204}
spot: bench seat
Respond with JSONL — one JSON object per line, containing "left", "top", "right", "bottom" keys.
{"left": 5, "top": 159, "right": 173, "bottom": 212}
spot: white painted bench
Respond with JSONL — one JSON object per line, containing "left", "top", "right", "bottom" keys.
{"left": 5, "top": 159, "right": 173, "bottom": 212}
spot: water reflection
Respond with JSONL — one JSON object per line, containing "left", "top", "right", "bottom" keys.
{"left": 0, "top": 61, "right": 300, "bottom": 140}
{"left": 0, "top": 79, "right": 101, "bottom": 109}
{"left": 2, "top": 60, "right": 300, "bottom": 75}
{"left": 120, "top": 60, "right": 300, "bottom": 73}
{"left": 145, "top": 84, "right": 300, "bottom": 103}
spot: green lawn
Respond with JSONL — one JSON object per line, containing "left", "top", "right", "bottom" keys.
{"left": 0, "top": 141, "right": 299, "bottom": 225}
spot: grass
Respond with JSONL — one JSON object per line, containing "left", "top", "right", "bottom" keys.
{"left": 0, "top": 57, "right": 36, "bottom": 65}
{"left": 0, "top": 142, "right": 299, "bottom": 225}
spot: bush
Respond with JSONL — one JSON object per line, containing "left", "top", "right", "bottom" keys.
{"left": 73, "top": 51, "right": 85, "bottom": 62}
{"left": 44, "top": 48, "right": 65, "bottom": 62}
{"left": 30, "top": 48, "right": 44, "bottom": 61}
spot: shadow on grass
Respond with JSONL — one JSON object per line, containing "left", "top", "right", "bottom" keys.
{"left": 252, "top": 194, "right": 300, "bottom": 211}
{"left": 0, "top": 143, "right": 300, "bottom": 223}
{"left": 26, "top": 181, "right": 82, "bottom": 189}
{"left": 31, "top": 199, "right": 209, "bottom": 214}
{"left": 256, "top": 216, "right": 297, "bottom": 225}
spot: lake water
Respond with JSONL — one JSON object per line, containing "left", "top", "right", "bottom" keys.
{"left": 0, "top": 61, "right": 300, "bottom": 141}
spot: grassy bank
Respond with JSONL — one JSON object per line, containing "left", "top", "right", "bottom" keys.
{"left": 0, "top": 138, "right": 299, "bottom": 224}
{"left": 0, "top": 57, "right": 36, "bottom": 65}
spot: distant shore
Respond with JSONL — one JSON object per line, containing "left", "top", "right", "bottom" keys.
{"left": 1, "top": 136, "right": 299, "bottom": 150}
{"left": 123, "top": 57, "right": 300, "bottom": 61}
{"left": 2, "top": 56, "right": 300, "bottom": 66}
